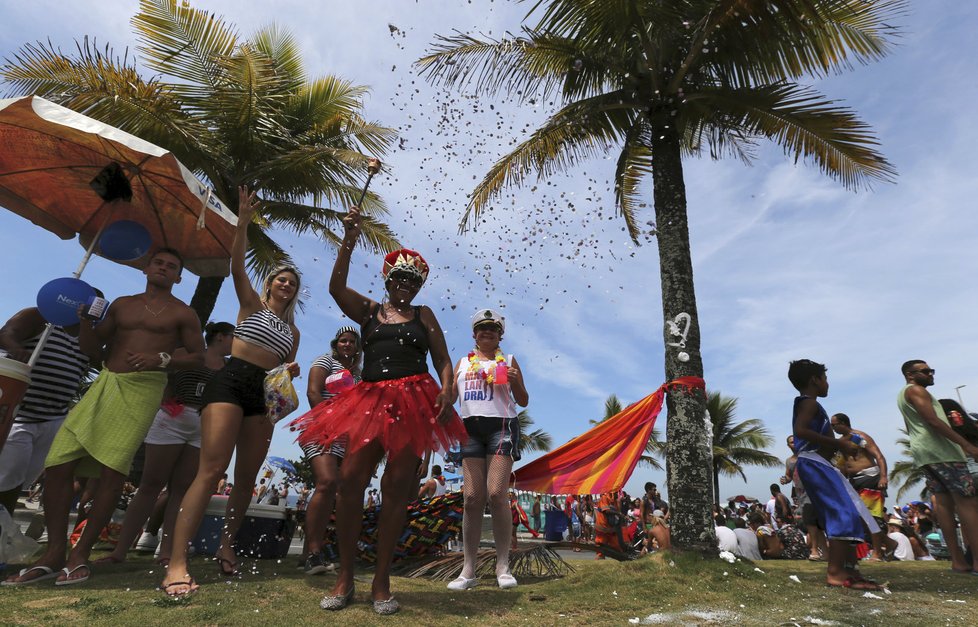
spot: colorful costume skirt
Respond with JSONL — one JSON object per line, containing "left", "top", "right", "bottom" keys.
{"left": 795, "top": 451, "right": 880, "bottom": 542}
{"left": 291, "top": 372, "right": 466, "bottom": 460}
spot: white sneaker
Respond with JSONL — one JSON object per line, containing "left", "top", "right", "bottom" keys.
{"left": 135, "top": 531, "right": 159, "bottom": 552}
{"left": 497, "top": 573, "right": 518, "bottom": 589}
{"left": 447, "top": 576, "right": 479, "bottom": 591}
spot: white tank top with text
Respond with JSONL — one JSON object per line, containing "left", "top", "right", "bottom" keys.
{"left": 457, "top": 354, "right": 518, "bottom": 419}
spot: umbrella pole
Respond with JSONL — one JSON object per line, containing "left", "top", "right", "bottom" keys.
{"left": 27, "top": 218, "right": 111, "bottom": 369}
{"left": 72, "top": 218, "right": 110, "bottom": 279}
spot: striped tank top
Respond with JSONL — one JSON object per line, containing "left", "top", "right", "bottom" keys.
{"left": 234, "top": 309, "right": 294, "bottom": 362}
{"left": 10, "top": 326, "right": 91, "bottom": 423}
{"left": 171, "top": 366, "right": 219, "bottom": 407}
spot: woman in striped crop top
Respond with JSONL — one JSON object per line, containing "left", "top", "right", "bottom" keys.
{"left": 163, "top": 186, "right": 302, "bottom": 596}
{"left": 293, "top": 206, "right": 465, "bottom": 614}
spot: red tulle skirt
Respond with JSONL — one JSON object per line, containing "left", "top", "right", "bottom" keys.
{"left": 290, "top": 373, "right": 466, "bottom": 460}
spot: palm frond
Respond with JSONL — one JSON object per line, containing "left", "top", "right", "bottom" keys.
{"left": 461, "top": 90, "right": 638, "bottom": 230}
{"left": 250, "top": 22, "right": 305, "bottom": 88}
{"left": 613, "top": 122, "right": 653, "bottom": 244}
{"left": 416, "top": 29, "right": 618, "bottom": 103}
{"left": 707, "top": 0, "right": 908, "bottom": 85}
{"left": 518, "top": 409, "right": 553, "bottom": 454}
{"left": 689, "top": 82, "right": 896, "bottom": 190}
{"left": 245, "top": 224, "right": 296, "bottom": 280}
{"left": 261, "top": 199, "right": 400, "bottom": 255}
{"left": 131, "top": 0, "right": 237, "bottom": 94}
{"left": 637, "top": 454, "right": 664, "bottom": 471}
{"left": 286, "top": 76, "right": 371, "bottom": 136}
{"left": 0, "top": 37, "right": 218, "bottom": 176}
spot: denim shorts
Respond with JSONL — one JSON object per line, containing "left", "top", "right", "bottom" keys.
{"left": 199, "top": 357, "right": 267, "bottom": 416}
{"left": 460, "top": 415, "right": 521, "bottom": 460}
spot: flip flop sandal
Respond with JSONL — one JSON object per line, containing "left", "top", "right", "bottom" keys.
{"left": 161, "top": 578, "right": 198, "bottom": 598}
{"left": 1, "top": 565, "right": 60, "bottom": 586}
{"left": 55, "top": 564, "right": 91, "bottom": 586}
{"left": 827, "top": 576, "right": 881, "bottom": 591}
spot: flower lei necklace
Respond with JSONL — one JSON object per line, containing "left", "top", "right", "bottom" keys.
{"left": 468, "top": 348, "right": 506, "bottom": 384}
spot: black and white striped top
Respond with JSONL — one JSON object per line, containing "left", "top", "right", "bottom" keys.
{"left": 171, "top": 366, "right": 219, "bottom": 408}
{"left": 233, "top": 309, "right": 294, "bottom": 362}
{"left": 311, "top": 354, "right": 361, "bottom": 401}
{"left": 12, "top": 326, "right": 91, "bottom": 423}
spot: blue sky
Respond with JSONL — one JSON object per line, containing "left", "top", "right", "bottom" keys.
{"left": 2, "top": 1, "right": 977, "bottom": 504}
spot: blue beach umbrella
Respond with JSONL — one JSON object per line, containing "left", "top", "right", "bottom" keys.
{"left": 266, "top": 456, "right": 297, "bottom": 475}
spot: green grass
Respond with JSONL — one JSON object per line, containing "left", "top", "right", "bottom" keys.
{"left": 1, "top": 551, "right": 975, "bottom": 625}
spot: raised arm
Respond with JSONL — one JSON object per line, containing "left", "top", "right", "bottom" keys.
{"left": 328, "top": 207, "right": 376, "bottom": 324}
{"left": 231, "top": 186, "right": 264, "bottom": 314}
{"left": 420, "top": 305, "right": 454, "bottom": 424}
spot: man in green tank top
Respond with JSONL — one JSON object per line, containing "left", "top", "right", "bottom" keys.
{"left": 897, "top": 360, "right": 978, "bottom": 575}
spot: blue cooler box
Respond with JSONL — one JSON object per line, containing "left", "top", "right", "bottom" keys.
{"left": 192, "top": 495, "right": 295, "bottom": 558}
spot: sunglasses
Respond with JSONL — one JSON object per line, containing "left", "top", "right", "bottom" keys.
{"left": 910, "top": 368, "right": 935, "bottom": 375}
{"left": 387, "top": 274, "right": 422, "bottom": 287}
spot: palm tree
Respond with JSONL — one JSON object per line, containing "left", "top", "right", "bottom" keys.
{"left": 517, "top": 409, "right": 553, "bottom": 458}
{"left": 1, "top": 0, "right": 400, "bottom": 321}
{"left": 416, "top": 0, "right": 900, "bottom": 550}
{"left": 707, "top": 391, "right": 780, "bottom": 506}
{"left": 590, "top": 393, "right": 665, "bottom": 470}
{"left": 888, "top": 429, "right": 927, "bottom": 502}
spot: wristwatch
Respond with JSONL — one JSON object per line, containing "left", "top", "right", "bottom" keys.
{"left": 158, "top": 352, "right": 172, "bottom": 369}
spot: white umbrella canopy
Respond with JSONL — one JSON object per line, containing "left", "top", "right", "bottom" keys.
{"left": 0, "top": 95, "right": 237, "bottom": 277}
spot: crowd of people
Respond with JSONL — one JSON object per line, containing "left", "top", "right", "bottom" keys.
{"left": 1, "top": 193, "right": 977, "bottom": 611}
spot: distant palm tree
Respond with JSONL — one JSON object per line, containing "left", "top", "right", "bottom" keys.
{"left": 590, "top": 393, "right": 665, "bottom": 471}
{"left": 889, "top": 429, "right": 927, "bottom": 502}
{"left": 708, "top": 391, "right": 780, "bottom": 505}
{"left": 517, "top": 409, "right": 553, "bottom": 457}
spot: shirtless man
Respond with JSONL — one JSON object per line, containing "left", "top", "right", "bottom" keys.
{"left": 830, "top": 413, "right": 889, "bottom": 561}
{"left": 4, "top": 248, "right": 204, "bottom": 586}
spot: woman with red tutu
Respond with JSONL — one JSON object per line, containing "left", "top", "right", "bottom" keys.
{"left": 293, "top": 206, "right": 465, "bottom": 615}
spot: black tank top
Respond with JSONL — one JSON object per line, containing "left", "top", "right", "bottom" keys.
{"left": 360, "top": 305, "right": 429, "bottom": 382}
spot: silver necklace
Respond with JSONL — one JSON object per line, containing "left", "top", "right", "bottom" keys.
{"left": 144, "top": 300, "right": 168, "bottom": 317}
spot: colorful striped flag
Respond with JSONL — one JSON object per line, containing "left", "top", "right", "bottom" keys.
{"left": 513, "top": 377, "right": 705, "bottom": 494}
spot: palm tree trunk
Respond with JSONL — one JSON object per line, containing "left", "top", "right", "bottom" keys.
{"left": 650, "top": 123, "right": 716, "bottom": 553}
{"left": 713, "top": 468, "right": 721, "bottom": 508}
{"left": 189, "top": 275, "right": 226, "bottom": 325}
